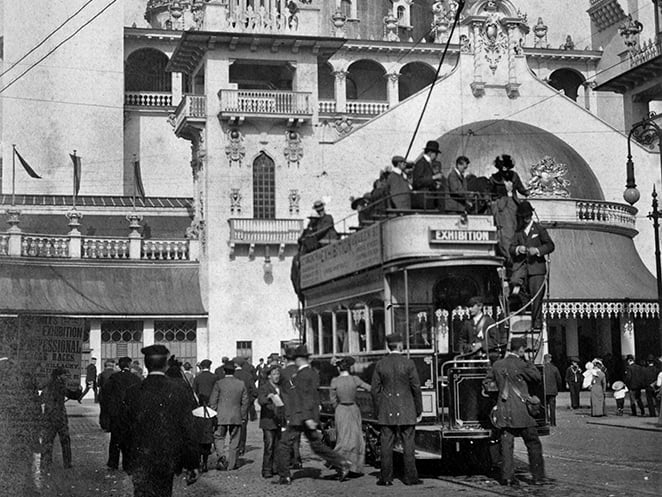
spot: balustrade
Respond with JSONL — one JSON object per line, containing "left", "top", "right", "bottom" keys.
{"left": 229, "top": 218, "right": 303, "bottom": 244}
{"left": 21, "top": 235, "right": 71, "bottom": 258}
{"left": 346, "top": 101, "right": 390, "bottom": 115}
{"left": 318, "top": 100, "right": 337, "bottom": 113}
{"left": 215, "top": 1, "right": 300, "bottom": 34}
{"left": 576, "top": 200, "right": 637, "bottom": 227}
{"left": 125, "top": 91, "right": 173, "bottom": 107}
{"left": 219, "top": 90, "right": 312, "bottom": 116}
{"left": 173, "top": 95, "right": 206, "bottom": 131}
{"left": 630, "top": 36, "right": 662, "bottom": 67}
{"left": 82, "top": 238, "right": 130, "bottom": 259}
{"left": 141, "top": 240, "right": 190, "bottom": 260}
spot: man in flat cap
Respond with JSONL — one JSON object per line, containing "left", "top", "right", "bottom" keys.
{"left": 276, "top": 345, "right": 350, "bottom": 484}
{"left": 104, "top": 356, "right": 142, "bottom": 470}
{"left": 486, "top": 337, "right": 546, "bottom": 486}
{"left": 371, "top": 334, "right": 423, "bottom": 486}
{"left": 209, "top": 360, "right": 248, "bottom": 471}
{"left": 387, "top": 155, "right": 412, "bottom": 210}
{"left": 123, "top": 345, "right": 198, "bottom": 497}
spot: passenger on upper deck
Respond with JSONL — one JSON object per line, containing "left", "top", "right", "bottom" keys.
{"left": 446, "top": 156, "right": 474, "bottom": 215}
{"left": 299, "top": 200, "right": 338, "bottom": 253}
{"left": 387, "top": 156, "right": 412, "bottom": 210}
{"left": 412, "top": 140, "right": 444, "bottom": 210}
{"left": 490, "top": 155, "right": 530, "bottom": 265}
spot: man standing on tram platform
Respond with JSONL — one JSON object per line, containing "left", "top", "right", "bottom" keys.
{"left": 509, "top": 201, "right": 555, "bottom": 332}
{"left": 458, "top": 296, "right": 500, "bottom": 357}
{"left": 371, "top": 334, "right": 423, "bottom": 486}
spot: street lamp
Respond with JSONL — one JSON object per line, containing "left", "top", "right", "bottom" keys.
{"left": 623, "top": 112, "right": 662, "bottom": 354}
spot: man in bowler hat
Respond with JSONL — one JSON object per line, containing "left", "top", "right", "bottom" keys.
{"left": 123, "top": 345, "right": 198, "bottom": 497}
{"left": 509, "top": 200, "right": 555, "bottom": 331}
{"left": 411, "top": 140, "right": 444, "bottom": 209}
{"left": 487, "top": 337, "right": 546, "bottom": 486}
{"left": 276, "top": 344, "right": 350, "bottom": 484}
{"left": 371, "top": 334, "right": 423, "bottom": 486}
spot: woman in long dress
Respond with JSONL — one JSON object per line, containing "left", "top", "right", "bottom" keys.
{"left": 589, "top": 361, "right": 606, "bottom": 417}
{"left": 330, "top": 357, "right": 371, "bottom": 478}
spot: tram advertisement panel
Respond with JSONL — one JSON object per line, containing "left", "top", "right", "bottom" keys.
{"left": 300, "top": 223, "right": 381, "bottom": 289}
{"left": 17, "top": 315, "right": 86, "bottom": 389}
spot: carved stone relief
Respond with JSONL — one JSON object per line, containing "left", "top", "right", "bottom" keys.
{"left": 225, "top": 129, "right": 246, "bottom": 167}
{"left": 288, "top": 189, "right": 301, "bottom": 215}
{"left": 527, "top": 156, "right": 571, "bottom": 198}
{"left": 284, "top": 130, "right": 304, "bottom": 167}
{"left": 230, "top": 188, "right": 242, "bottom": 215}
{"left": 333, "top": 116, "right": 354, "bottom": 136}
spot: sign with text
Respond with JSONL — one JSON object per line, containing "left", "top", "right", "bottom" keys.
{"left": 429, "top": 228, "right": 496, "bottom": 244}
{"left": 300, "top": 223, "right": 382, "bottom": 289}
{"left": 19, "top": 315, "right": 86, "bottom": 389}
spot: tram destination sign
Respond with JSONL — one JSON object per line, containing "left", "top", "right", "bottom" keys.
{"left": 429, "top": 228, "right": 496, "bottom": 244}
{"left": 300, "top": 223, "right": 382, "bottom": 288}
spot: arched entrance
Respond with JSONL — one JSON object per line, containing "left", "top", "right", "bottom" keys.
{"left": 125, "top": 48, "right": 171, "bottom": 92}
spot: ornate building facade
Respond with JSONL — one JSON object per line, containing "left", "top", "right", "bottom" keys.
{"left": 0, "top": 0, "right": 660, "bottom": 372}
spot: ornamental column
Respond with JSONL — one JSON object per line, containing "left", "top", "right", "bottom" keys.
{"left": 386, "top": 72, "right": 400, "bottom": 107}
{"left": 333, "top": 70, "right": 348, "bottom": 113}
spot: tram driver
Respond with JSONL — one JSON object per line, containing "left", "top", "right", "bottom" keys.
{"left": 458, "top": 296, "right": 503, "bottom": 357}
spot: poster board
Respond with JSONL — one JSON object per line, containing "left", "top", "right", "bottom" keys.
{"left": 17, "top": 315, "right": 87, "bottom": 390}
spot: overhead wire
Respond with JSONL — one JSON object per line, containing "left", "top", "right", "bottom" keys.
{"left": 0, "top": 0, "right": 97, "bottom": 79}
{"left": 0, "top": 0, "right": 121, "bottom": 95}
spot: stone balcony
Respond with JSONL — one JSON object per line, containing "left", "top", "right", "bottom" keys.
{"left": 228, "top": 217, "right": 303, "bottom": 258}
{"left": 172, "top": 94, "right": 206, "bottom": 139}
{"left": 530, "top": 198, "right": 638, "bottom": 237}
{"left": 218, "top": 89, "right": 313, "bottom": 125}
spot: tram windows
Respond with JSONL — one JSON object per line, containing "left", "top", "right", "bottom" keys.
{"left": 351, "top": 307, "right": 368, "bottom": 353}
{"left": 370, "top": 305, "right": 386, "bottom": 351}
{"left": 393, "top": 306, "right": 433, "bottom": 350}
{"left": 321, "top": 312, "right": 333, "bottom": 354}
{"left": 307, "top": 315, "right": 320, "bottom": 355}
{"left": 335, "top": 309, "right": 350, "bottom": 354}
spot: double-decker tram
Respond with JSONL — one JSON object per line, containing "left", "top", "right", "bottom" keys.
{"left": 297, "top": 202, "right": 549, "bottom": 470}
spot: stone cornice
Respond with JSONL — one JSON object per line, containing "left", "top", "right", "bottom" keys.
{"left": 587, "top": 0, "right": 627, "bottom": 32}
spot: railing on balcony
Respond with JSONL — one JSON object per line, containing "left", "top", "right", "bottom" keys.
{"left": 532, "top": 198, "right": 637, "bottom": 233}
{"left": 346, "top": 100, "right": 390, "bottom": 115}
{"left": 228, "top": 218, "right": 304, "bottom": 257}
{"left": 630, "top": 36, "right": 662, "bottom": 68}
{"left": 82, "top": 237, "right": 130, "bottom": 259}
{"left": 219, "top": 90, "right": 312, "bottom": 116}
{"left": 125, "top": 91, "right": 173, "bottom": 108}
{"left": 0, "top": 232, "right": 198, "bottom": 261}
{"left": 213, "top": 4, "right": 301, "bottom": 34}
{"left": 142, "top": 239, "right": 190, "bottom": 260}
{"left": 319, "top": 100, "right": 337, "bottom": 113}
{"left": 22, "top": 235, "right": 71, "bottom": 258}
{"left": 173, "top": 95, "right": 206, "bottom": 132}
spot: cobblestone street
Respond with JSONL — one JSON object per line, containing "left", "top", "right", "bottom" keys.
{"left": 27, "top": 391, "right": 660, "bottom": 497}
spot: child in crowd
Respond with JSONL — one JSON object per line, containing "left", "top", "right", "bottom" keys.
{"left": 612, "top": 381, "right": 629, "bottom": 416}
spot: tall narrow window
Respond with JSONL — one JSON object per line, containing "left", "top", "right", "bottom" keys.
{"left": 253, "top": 152, "right": 276, "bottom": 219}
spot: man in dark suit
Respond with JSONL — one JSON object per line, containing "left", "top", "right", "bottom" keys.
{"left": 564, "top": 357, "right": 582, "bottom": 409}
{"left": 411, "top": 140, "right": 443, "bottom": 209}
{"left": 509, "top": 201, "right": 555, "bottom": 331}
{"left": 543, "top": 354, "right": 562, "bottom": 426}
{"left": 233, "top": 356, "right": 257, "bottom": 455}
{"left": 458, "top": 296, "right": 500, "bottom": 356}
{"left": 487, "top": 337, "right": 546, "bottom": 486}
{"left": 371, "top": 334, "right": 423, "bottom": 486}
{"left": 105, "top": 356, "right": 142, "bottom": 470}
{"left": 279, "top": 347, "right": 302, "bottom": 469}
{"left": 209, "top": 360, "right": 249, "bottom": 471}
{"left": 41, "top": 368, "right": 72, "bottom": 471}
{"left": 387, "top": 155, "right": 412, "bottom": 210}
{"left": 80, "top": 357, "right": 98, "bottom": 402}
{"left": 98, "top": 360, "right": 116, "bottom": 432}
{"left": 123, "top": 345, "right": 198, "bottom": 497}
{"left": 276, "top": 345, "right": 350, "bottom": 484}
{"left": 193, "top": 359, "right": 218, "bottom": 406}
{"left": 446, "top": 155, "right": 473, "bottom": 214}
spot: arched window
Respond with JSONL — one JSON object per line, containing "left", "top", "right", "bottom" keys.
{"left": 547, "top": 68, "right": 585, "bottom": 102}
{"left": 253, "top": 152, "right": 275, "bottom": 219}
{"left": 346, "top": 60, "right": 387, "bottom": 101}
{"left": 399, "top": 62, "right": 436, "bottom": 101}
{"left": 125, "top": 48, "right": 171, "bottom": 92}
{"left": 340, "top": 0, "right": 353, "bottom": 19}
